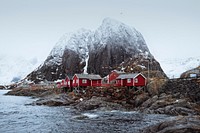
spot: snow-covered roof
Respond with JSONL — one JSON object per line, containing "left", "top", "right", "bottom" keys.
{"left": 116, "top": 73, "right": 145, "bottom": 79}
{"left": 75, "top": 74, "right": 102, "bottom": 80}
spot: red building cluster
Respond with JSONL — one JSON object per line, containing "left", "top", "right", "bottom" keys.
{"left": 58, "top": 70, "right": 147, "bottom": 89}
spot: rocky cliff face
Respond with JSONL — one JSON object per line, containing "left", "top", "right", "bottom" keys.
{"left": 26, "top": 18, "right": 166, "bottom": 83}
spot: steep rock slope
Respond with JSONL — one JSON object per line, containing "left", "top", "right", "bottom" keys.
{"left": 26, "top": 18, "right": 166, "bottom": 83}
{"left": 88, "top": 18, "right": 152, "bottom": 76}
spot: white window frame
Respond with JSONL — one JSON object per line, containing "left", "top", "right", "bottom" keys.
{"left": 127, "top": 78, "right": 131, "bottom": 83}
{"left": 135, "top": 78, "right": 138, "bottom": 83}
{"left": 76, "top": 79, "right": 79, "bottom": 83}
{"left": 82, "top": 79, "right": 87, "bottom": 84}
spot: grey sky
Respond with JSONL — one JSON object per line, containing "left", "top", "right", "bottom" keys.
{"left": 0, "top": 0, "right": 200, "bottom": 61}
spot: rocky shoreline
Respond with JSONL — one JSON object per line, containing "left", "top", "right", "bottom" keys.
{"left": 5, "top": 78, "right": 200, "bottom": 132}
{"left": 5, "top": 87, "right": 136, "bottom": 111}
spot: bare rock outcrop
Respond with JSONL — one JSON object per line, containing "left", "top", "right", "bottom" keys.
{"left": 73, "top": 96, "right": 125, "bottom": 111}
{"left": 142, "top": 116, "right": 200, "bottom": 133}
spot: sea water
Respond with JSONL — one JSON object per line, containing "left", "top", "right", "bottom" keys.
{"left": 0, "top": 90, "right": 173, "bottom": 133}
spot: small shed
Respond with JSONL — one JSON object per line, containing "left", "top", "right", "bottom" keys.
{"left": 72, "top": 74, "right": 102, "bottom": 87}
{"left": 61, "top": 79, "right": 67, "bottom": 88}
{"left": 116, "top": 73, "right": 146, "bottom": 87}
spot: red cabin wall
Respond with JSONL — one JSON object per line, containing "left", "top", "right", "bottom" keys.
{"left": 66, "top": 77, "right": 73, "bottom": 88}
{"left": 134, "top": 75, "right": 146, "bottom": 86}
{"left": 66, "top": 79, "right": 68, "bottom": 87}
{"left": 108, "top": 71, "right": 120, "bottom": 83}
{"left": 91, "top": 79, "right": 101, "bottom": 87}
{"left": 72, "top": 75, "right": 79, "bottom": 87}
{"left": 65, "top": 77, "right": 69, "bottom": 87}
{"left": 69, "top": 80, "right": 73, "bottom": 88}
{"left": 116, "top": 79, "right": 121, "bottom": 86}
{"left": 60, "top": 79, "right": 67, "bottom": 88}
{"left": 57, "top": 82, "right": 61, "bottom": 88}
{"left": 124, "top": 79, "right": 134, "bottom": 86}
{"left": 78, "top": 79, "right": 91, "bottom": 87}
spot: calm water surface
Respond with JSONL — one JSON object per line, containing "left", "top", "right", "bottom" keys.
{"left": 0, "top": 90, "right": 174, "bottom": 133}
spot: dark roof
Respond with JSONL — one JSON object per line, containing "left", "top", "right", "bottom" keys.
{"left": 75, "top": 74, "right": 102, "bottom": 80}
{"left": 116, "top": 73, "right": 144, "bottom": 79}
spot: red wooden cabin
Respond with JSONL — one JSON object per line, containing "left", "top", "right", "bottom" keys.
{"left": 56, "top": 81, "right": 62, "bottom": 88}
{"left": 108, "top": 70, "right": 125, "bottom": 84}
{"left": 65, "top": 75, "right": 73, "bottom": 88}
{"left": 59, "top": 75, "right": 73, "bottom": 89}
{"left": 61, "top": 79, "right": 67, "bottom": 88}
{"left": 116, "top": 73, "right": 146, "bottom": 87}
{"left": 72, "top": 74, "right": 102, "bottom": 87}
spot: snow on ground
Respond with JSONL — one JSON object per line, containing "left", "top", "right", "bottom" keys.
{"left": 159, "top": 56, "right": 200, "bottom": 79}
{"left": 0, "top": 55, "right": 42, "bottom": 85}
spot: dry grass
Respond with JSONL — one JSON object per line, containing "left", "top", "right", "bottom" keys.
{"left": 147, "top": 78, "right": 167, "bottom": 96}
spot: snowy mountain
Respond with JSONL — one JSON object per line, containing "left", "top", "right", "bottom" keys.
{"left": 26, "top": 18, "right": 166, "bottom": 83}
{"left": 45, "top": 18, "right": 150, "bottom": 67}
{"left": 0, "top": 55, "right": 42, "bottom": 85}
{"left": 159, "top": 56, "right": 200, "bottom": 78}
{"left": 91, "top": 18, "right": 150, "bottom": 54}
{"left": 45, "top": 29, "right": 92, "bottom": 67}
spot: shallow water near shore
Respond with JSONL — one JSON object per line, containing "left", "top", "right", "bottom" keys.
{"left": 0, "top": 90, "right": 174, "bottom": 133}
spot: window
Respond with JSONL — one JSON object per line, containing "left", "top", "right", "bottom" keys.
{"left": 73, "top": 80, "right": 75, "bottom": 83}
{"left": 135, "top": 78, "right": 138, "bottom": 83}
{"left": 68, "top": 81, "right": 70, "bottom": 85}
{"left": 76, "top": 79, "right": 79, "bottom": 83}
{"left": 82, "top": 79, "right": 87, "bottom": 84}
{"left": 127, "top": 79, "right": 131, "bottom": 83}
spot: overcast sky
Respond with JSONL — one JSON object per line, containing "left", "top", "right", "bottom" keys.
{"left": 0, "top": 0, "right": 200, "bottom": 61}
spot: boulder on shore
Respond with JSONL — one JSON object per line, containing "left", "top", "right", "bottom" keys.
{"left": 73, "top": 96, "right": 127, "bottom": 111}
{"left": 33, "top": 94, "right": 76, "bottom": 106}
{"left": 142, "top": 116, "right": 200, "bottom": 133}
{"left": 139, "top": 93, "right": 200, "bottom": 116}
